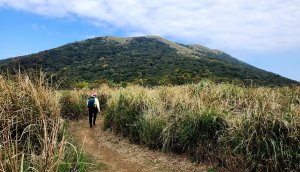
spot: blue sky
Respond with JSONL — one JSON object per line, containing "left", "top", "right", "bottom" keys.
{"left": 0, "top": 0, "right": 299, "bottom": 81}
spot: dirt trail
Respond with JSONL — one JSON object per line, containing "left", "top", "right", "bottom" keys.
{"left": 69, "top": 118, "right": 211, "bottom": 172}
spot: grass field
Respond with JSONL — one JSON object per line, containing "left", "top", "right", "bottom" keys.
{"left": 1, "top": 73, "right": 299, "bottom": 171}
{"left": 77, "top": 81, "right": 299, "bottom": 171}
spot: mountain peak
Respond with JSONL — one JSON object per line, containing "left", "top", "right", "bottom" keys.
{"left": 105, "top": 36, "right": 132, "bottom": 43}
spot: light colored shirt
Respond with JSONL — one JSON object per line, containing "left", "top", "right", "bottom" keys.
{"left": 87, "top": 96, "right": 101, "bottom": 112}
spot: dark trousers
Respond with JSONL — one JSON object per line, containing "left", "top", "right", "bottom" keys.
{"left": 88, "top": 107, "right": 98, "bottom": 127}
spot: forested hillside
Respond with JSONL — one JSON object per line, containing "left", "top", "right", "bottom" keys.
{"left": 0, "top": 36, "right": 298, "bottom": 88}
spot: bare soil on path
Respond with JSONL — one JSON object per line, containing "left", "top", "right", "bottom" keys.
{"left": 68, "top": 118, "right": 211, "bottom": 172}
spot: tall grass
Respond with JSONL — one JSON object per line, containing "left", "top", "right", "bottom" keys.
{"left": 59, "top": 84, "right": 111, "bottom": 120}
{"left": 49, "top": 80, "right": 299, "bottom": 171}
{"left": 0, "top": 72, "right": 93, "bottom": 172}
{"left": 224, "top": 86, "right": 300, "bottom": 171}
{"left": 101, "top": 82, "right": 300, "bottom": 171}
{"left": 59, "top": 90, "right": 88, "bottom": 120}
{"left": 0, "top": 72, "right": 66, "bottom": 171}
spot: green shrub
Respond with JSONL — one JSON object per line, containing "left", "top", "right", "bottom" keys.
{"left": 104, "top": 90, "right": 149, "bottom": 142}
{"left": 138, "top": 113, "right": 166, "bottom": 149}
{"left": 73, "top": 81, "right": 89, "bottom": 89}
{"left": 226, "top": 111, "right": 300, "bottom": 171}
{"left": 97, "top": 90, "right": 110, "bottom": 111}
{"left": 60, "top": 91, "right": 87, "bottom": 120}
{"left": 161, "top": 109, "right": 227, "bottom": 156}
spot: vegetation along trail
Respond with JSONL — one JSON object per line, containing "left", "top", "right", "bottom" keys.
{"left": 69, "top": 118, "right": 211, "bottom": 172}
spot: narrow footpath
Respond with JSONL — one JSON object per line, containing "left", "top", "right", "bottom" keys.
{"left": 69, "top": 118, "right": 211, "bottom": 172}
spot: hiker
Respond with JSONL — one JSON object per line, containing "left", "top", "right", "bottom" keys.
{"left": 87, "top": 92, "right": 100, "bottom": 128}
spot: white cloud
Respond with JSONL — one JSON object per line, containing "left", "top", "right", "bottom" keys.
{"left": 1, "top": 0, "right": 300, "bottom": 52}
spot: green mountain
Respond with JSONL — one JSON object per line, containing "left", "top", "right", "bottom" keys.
{"left": 0, "top": 36, "right": 298, "bottom": 88}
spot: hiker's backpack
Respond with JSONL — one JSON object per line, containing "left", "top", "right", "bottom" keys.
{"left": 88, "top": 97, "right": 96, "bottom": 108}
